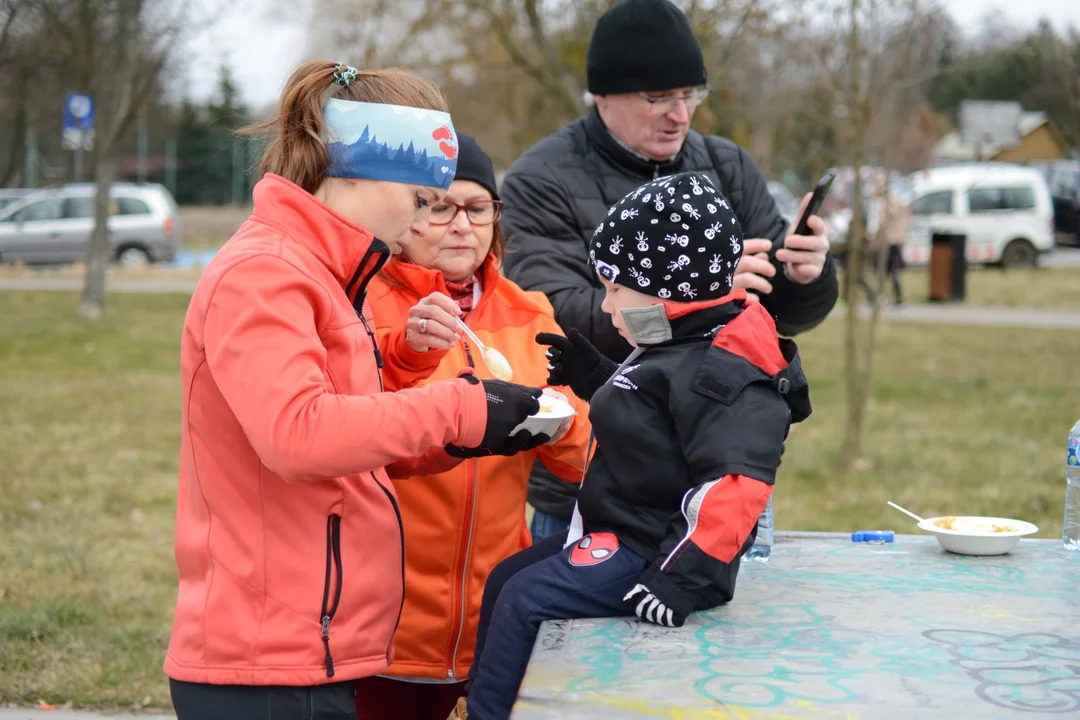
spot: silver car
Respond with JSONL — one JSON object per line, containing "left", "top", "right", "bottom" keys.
{"left": 0, "top": 183, "right": 181, "bottom": 266}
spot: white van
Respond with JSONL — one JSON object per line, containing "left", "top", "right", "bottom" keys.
{"left": 901, "top": 163, "right": 1054, "bottom": 268}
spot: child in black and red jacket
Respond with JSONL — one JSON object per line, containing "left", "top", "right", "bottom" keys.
{"left": 451, "top": 171, "right": 812, "bottom": 720}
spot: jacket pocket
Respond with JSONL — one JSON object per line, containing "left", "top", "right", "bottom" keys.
{"left": 320, "top": 514, "right": 343, "bottom": 677}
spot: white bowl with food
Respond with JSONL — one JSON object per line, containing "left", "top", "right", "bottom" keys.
{"left": 511, "top": 394, "right": 576, "bottom": 439}
{"left": 917, "top": 515, "right": 1039, "bottom": 556}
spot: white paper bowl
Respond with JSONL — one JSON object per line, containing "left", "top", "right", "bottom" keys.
{"left": 510, "top": 395, "right": 576, "bottom": 438}
{"left": 917, "top": 516, "right": 1039, "bottom": 556}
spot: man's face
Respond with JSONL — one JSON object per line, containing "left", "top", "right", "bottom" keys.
{"left": 595, "top": 86, "right": 708, "bottom": 162}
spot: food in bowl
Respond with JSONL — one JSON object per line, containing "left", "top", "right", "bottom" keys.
{"left": 511, "top": 394, "right": 576, "bottom": 438}
{"left": 917, "top": 515, "right": 1038, "bottom": 556}
{"left": 932, "top": 516, "right": 1020, "bottom": 534}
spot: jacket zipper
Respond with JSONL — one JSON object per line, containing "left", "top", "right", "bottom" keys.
{"left": 447, "top": 313, "right": 478, "bottom": 679}
{"left": 339, "top": 240, "right": 402, "bottom": 663}
{"left": 358, "top": 312, "right": 384, "bottom": 391}
{"left": 448, "top": 460, "right": 480, "bottom": 679}
{"left": 319, "top": 514, "right": 344, "bottom": 677}
{"left": 345, "top": 241, "right": 389, "bottom": 390}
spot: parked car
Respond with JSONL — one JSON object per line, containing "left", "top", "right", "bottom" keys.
{"left": 0, "top": 183, "right": 180, "bottom": 266}
{"left": 0, "top": 188, "right": 34, "bottom": 213}
{"left": 1033, "top": 160, "right": 1079, "bottom": 247}
{"left": 901, "top": 163, "right": 1055, "bottom": 268}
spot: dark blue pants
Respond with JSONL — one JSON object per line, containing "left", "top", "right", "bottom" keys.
{"left": 467, "top": 532, "right": 646, "bottom": 719}
{"left": 528, "top": 510, "right": 570, "bottom": 545}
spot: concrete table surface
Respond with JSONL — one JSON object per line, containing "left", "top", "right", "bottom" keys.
{"left": 514, "top": 532, "right": 1080, "bottom": 719}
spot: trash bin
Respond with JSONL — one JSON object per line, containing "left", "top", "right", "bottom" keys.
{"left": 929, "top": 232, "right": 967, "bottom": 302}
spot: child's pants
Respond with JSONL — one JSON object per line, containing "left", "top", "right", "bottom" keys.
{"left": 467, "top": 531, "right": 647, "bottom": 719}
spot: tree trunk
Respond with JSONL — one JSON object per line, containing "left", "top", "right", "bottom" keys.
{"left": 0, "top": 65, "right": 29, "bottom": 187}
{"left": 836, "top": 0, "right": 866, "bottom": 473}
{"left": 78, "top": 152, "right": 117, "bottom": 319}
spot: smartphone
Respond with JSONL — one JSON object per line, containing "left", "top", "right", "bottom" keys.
{"left": 791, "top": 169, "right": 836, "bottom": 236}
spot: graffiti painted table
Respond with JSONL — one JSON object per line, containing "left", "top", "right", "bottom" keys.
{"left": 514, "top": 532, "right": 1080, "bottom": 719}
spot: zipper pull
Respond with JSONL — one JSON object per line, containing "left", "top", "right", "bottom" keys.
{"left": 321, "top": 615, "right": 335, "bottom": 676}
{"left": 357, "top": 312, "right": 385, "bottom": 369}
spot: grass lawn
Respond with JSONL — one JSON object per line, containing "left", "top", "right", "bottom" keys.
{"left": 1, "top": 290, "right": 1078, "bottom": 710}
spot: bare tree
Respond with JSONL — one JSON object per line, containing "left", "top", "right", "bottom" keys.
{"left": 0, "top": 0, "right": 25, "bottom": 59}
{"left": 27, "top": 0, "right": 194, "bottom": 318}
{"left": 802, "top": 0, "right": 948, "bottom": 471}
{"left": 0, "top": 0, "right": 36, "bottom": 186}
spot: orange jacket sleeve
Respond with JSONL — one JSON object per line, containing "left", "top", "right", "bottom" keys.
{"left": 202, "top": 256, "right": 486, "bottom": 482}
{"left": 377, "top": 324, "right": 448, "bottom": 391}
{"left": 385, "top": 446, "right": 462, "bottom": 480}
{"left": 533, "top": 315, "right": 591, "bottom": 484}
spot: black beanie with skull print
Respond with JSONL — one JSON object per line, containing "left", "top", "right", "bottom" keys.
{"left": 589, "top": 171, "right": 744, "bottom": 302}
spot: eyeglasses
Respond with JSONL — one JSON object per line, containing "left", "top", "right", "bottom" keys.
{"left": 429, "top": 199, "right": 503, "bottom": 227}
{"left": 637, "top": 86, "right": 711, "bottom": 115}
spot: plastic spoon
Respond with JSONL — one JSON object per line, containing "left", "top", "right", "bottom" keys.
{"left": 456, "top": 318, "right": 514, "bottom": 381}
{"left": 887, "top": 501, "right": 925, "bottom": 523}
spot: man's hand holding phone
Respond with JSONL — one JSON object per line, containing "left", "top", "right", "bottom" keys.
{"left": 735, "top": 171, "right": 833, "bottom": 297}
{"left": 777, "top": 191, "right": 831, "bottom": 285}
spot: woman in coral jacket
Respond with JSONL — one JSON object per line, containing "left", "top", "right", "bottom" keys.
{"left": 165, "top": 64, "right": 550, "bottom": 720}
{"left": 355, "top": 135, "right": 591, "bottom": 720}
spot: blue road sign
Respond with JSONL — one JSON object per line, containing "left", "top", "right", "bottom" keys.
{"left": 62, "top": 92, "right": 95, "bottom": 151}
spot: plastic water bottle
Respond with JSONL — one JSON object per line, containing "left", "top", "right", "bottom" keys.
{"left": 1064, "top": 418, "right": 1080, "bottom": 551}
{"left": 745, "top": 497, "right": 774, "bottom": 562}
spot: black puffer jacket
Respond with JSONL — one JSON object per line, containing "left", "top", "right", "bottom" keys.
{"left": 503, "top": 106, "right": 838, "bottom": 521}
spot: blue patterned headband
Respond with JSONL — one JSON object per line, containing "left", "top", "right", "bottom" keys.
{"left": 323, "top": 98, "right": 458, "bottom": 190}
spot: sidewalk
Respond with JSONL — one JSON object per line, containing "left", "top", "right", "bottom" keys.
{"left": 838, "top": 302, "right": 1080, "bottom": 331}
{"left": 0, "top": 711, "right": 173, "bottom": 720}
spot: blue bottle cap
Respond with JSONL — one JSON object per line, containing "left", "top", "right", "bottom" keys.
{"left": 852, "top": 530, "right": 894, "bottom": 543}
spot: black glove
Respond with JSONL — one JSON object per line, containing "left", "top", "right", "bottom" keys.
{"left": 446, "top": 376, "right": 543, "bottom": 457}
{"left": 445, "top": 429, "right": 551, "bottom": 458}
{"left": 535, "top": 328, "right": 619, "bottom": 402}
{"left": 623, "top": 583, "right": 687, "bottom": 628}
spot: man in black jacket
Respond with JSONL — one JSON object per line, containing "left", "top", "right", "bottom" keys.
{"left": 502, "top": 0, "right": 838, "bottom": 542}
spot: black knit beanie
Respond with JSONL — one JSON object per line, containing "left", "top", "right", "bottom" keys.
{"left": 586, "top": 0, "right": 707, "bottom": 95}
{"left": 452, "top": 133, "right": 499, "bottom": 200}
{"left": 589, "top": 172, "right": 744, "bottom": 302}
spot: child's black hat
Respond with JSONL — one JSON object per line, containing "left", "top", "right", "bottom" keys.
{"left": 589, "top": 171, "right": 744, "bottom": 302}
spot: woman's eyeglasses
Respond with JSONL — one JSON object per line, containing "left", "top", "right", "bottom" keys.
{"left": 429, "top": 200, "right": 504, "bottom": 226}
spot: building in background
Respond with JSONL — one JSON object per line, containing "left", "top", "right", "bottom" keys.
{"left": 932, "top": 100, "right": 1069, "bottom": 166}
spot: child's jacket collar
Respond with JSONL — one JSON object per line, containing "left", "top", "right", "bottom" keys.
{"left": 620, "top": 289, "right": 748, "bottom": 346}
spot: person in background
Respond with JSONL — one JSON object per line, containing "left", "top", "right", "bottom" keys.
{"left": 862, "top": 181, "right": 909, "bottom": 305}
{"left": 165, "top": 61, "right": 546, "bottom": 720}
{"left": 355, "top": 134, "right": 591, "bottom": 720}
{"left": 500, "top": 0, "right": 837, "bottom": 542}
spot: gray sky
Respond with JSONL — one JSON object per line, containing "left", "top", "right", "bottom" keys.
{"left": 185, "top": 0, "right": 1080, "bottom": 109}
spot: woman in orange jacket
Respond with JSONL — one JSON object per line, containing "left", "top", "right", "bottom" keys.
{"left": 355, "top": 135, "right": 591, "bottom": 719}
{"left": 165, "top": 64, "right": 551, "bottom": 720}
